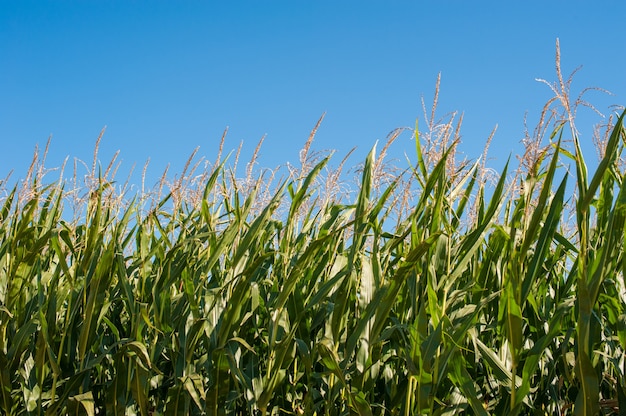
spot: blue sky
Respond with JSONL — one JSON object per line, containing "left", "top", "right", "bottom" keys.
{"left": 2, "top": 1, "right": 625, "bottom": 189}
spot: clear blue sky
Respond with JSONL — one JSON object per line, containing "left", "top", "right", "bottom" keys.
{"left": 2, "top": 1, "right": 625, "bottom": 189}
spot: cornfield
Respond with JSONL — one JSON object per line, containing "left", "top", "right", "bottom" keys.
{"left": 2, "top": 47, "right": 626, "bottom": 415}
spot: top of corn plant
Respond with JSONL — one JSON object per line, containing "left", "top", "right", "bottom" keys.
{"left": 1, "top": 39, "right": 626, "bottom": 416}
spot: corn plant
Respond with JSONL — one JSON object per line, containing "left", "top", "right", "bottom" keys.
{"left": 1, "top": 50, "right": 625, "bottom": 414}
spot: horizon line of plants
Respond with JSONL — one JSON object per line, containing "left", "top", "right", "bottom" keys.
{"left": 1, "top": 106, "right": 625, "bottom": 415}
{"left": 2, "top": 47, "right": 626, "bottom": 414}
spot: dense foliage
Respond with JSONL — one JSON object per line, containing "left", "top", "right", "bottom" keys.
{"left": 2, "top": 41, "right": 626, "bottom": 413}
{"left": 1, "top": 107, "right": 626, "bottom": 415}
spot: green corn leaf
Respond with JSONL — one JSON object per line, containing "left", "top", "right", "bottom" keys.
{"left": 68, "top": 392, "right": 95, "bottom": 416}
